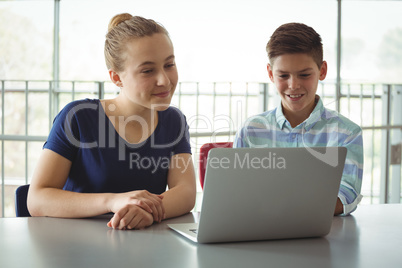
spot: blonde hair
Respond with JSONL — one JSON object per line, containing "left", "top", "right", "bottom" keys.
{"left": 104, "top": 13, "right": 169, "bottom": 72}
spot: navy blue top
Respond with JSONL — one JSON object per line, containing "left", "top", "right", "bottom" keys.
{"left": 44, "top": 99, "right": 191, "bottom": 194}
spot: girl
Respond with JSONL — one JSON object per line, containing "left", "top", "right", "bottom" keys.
{"left": 28, "top": 13, "right": 196, "bottom": 230}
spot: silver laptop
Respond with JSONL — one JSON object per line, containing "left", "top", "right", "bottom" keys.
{"left": 168, "top": 147, "right": 347, "bottom": 243}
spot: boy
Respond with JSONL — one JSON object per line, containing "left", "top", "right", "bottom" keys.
{"left": 234, "top": 23, "right": 363, "bottom": 216}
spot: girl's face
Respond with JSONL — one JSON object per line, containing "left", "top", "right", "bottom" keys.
{"left": 112, "top": 33, "right": 178, "bottom": 112}
{"left": 267, "top": 53, "right": 327, "bottom": 123}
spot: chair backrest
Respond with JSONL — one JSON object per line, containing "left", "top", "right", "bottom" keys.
{"left": 15, "top": 184, "right": 31, "bottom": 217}
{"left": 198, "top": 142, "right": 233, "bottom": 189}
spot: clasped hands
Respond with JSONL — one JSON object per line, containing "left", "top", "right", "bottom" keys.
{"left": 107, "top": 190, "right": 165, "bottom": 230}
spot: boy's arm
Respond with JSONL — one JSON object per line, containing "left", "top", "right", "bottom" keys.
{"left": 336, "top": 129, "right": 364, "bottom": 216}
{"left": 334, "top": 198, "right": 344, "bottom": 215}
{"left": 233, "top": 125, "right": 253, "bottom": 148}
{"left": 233, "top": 128, "right": 245, "bottom": 148}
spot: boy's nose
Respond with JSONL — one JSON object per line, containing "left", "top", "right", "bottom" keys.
{"left": 288, "top": 77, "right": 300, "bottom": 90}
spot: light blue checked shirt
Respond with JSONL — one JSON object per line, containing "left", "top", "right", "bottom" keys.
{"left": 234, "top": 95, "right": 363, "bottom": 215}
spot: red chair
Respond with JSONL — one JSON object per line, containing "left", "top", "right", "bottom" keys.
{"left": 198, "top": 142, "right": 233, "bottom": 189}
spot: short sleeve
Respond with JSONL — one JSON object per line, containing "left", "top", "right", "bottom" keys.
{"left": 156, "top": 107, "right": 191, "bottom": 155}
{"left": 43, "top": 102, "right": 80, "bottom": 161}
{"left": 43, "top": 99, "right": 99, "bottom": 162}
{"left": 171, "top": 107, "right": 191, "bottom": 155}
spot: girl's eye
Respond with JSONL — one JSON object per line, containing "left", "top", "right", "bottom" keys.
{"left": 165, "top": 63, "right": 176, "bottom": 68}
{"left": 142, "top": 69, "right": 153, "bottom": 74}
{"left": 279, "top": 75, "right": 289, "bottom": 79}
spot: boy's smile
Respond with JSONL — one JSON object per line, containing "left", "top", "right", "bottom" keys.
{"left": 267, "top": 53, "right": 327, "bottom": 127}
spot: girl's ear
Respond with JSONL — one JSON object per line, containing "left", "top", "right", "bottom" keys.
{"left": 109, "top": 69, "right": 123, "bottom": 87}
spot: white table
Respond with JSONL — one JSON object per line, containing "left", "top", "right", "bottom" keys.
{"left": 1, "top": 204, "right": 401, "bottom": 268}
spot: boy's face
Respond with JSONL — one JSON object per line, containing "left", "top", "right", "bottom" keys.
{"left": 267, "top": 53, "right": 327, "bottom": 123}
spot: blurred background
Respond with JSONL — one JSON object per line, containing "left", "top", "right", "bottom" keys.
{"left": 1, "top": 0, "right": 402, "bottom": 217}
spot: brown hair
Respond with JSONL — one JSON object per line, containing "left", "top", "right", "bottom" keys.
{"left": 104, "top": 13, "right": 169, "bottom": 72}
{"left": 266, "top": 23, "right": 323, "bottom": 68}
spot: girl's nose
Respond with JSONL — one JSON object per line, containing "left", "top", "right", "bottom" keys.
{"left": 157, "top": 70, "right": 170, "bottom": 87}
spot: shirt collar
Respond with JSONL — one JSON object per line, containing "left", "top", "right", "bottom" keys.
{"left": 275, "top": 95, "right": 323, "bottom": 131}
{"left": 304, "top": 95, "right": 324, "bottom": 131}
{"left": 275, "top": 104, "right": 288, "bottom": 129}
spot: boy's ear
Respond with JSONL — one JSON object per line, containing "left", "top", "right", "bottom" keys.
{"left": 109, "top": 69, "right": 123, "bottom": 87}
{"left": 267, "top": 64, "right": 274, "bottom": 82}
{"left": 319, "top": 61, "right": 328, "bottom": 81}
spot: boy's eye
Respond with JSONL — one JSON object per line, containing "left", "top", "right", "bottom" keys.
{"left": 300, "top": 74, "right": 311, "bottom": 78}
{"left": 165, "top": 62, "right": 176, "bottom": 68}
{"left": 142, "top": 69, "right": 153, "bottom": 74}
{"left": 278, "top": 74, "right": 289, "bottom": 79}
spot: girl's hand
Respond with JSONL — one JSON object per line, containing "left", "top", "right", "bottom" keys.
{"left": 108, "top": 190, "right": 165, "bottom": 223}
{"left": 107, "top": 205, "right": 154, "bottom": 230}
